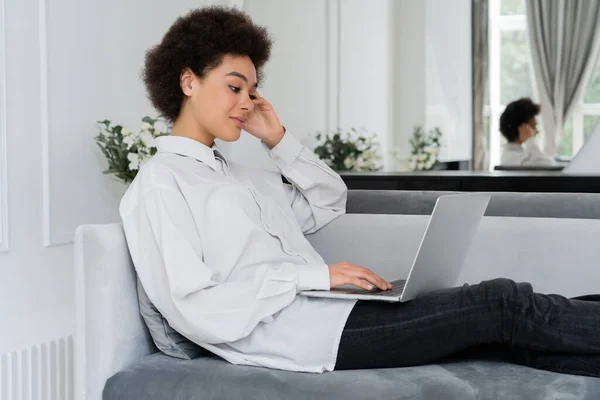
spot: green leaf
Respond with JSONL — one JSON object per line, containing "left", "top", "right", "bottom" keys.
{"left": 142, "top": 116, "right": 157, "bottom": 125}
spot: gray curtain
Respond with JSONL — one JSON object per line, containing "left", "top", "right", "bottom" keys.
{"left": 472, "top": 0, "right": 489, "bottom": 170}
{"left": 526, "top": 0, "right": 600, "bottom": 156}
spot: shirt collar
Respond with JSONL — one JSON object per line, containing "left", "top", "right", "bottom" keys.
{"left": 153, "top": 135, "right": 229, "bottom": 170}
{"left": 504, "top": 142, "right": 524, "bottom": 151}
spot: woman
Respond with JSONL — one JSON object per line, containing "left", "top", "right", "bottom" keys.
{"left": 120, "top": 6, "right": 600, "bottom": 376}
{"left": 499, "top": 98, "right": 554, "bottom": 166}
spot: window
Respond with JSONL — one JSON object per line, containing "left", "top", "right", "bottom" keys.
{"left": 487, "top": 0, "right": 600, "bottom": 167}
{"left": 501, "top": 0, "right": 524, "bottom": 15}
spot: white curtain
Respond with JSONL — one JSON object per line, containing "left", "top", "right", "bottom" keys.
{"left": 526, "top": 0, "right": 600, "bottom": 156}
{"left": 472, "top": 0, "right": 489, "bottom": 170}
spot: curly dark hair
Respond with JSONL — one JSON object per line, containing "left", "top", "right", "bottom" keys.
{"left": 499, "top": 97, "right": 541, "bottom": 142}
{"left": 142, "top": 6, "right": 273, "bottom": 122}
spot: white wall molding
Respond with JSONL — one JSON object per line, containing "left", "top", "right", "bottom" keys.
{"left": 39, "top": 0, "right": 73, "bottom": 247}
{"left": 39, "top": 0, "right": 53, "bottom": 247}
{"left": 0, "top": 0, "right": 8, "bottom": 253}
{"left": 325, "top": 0, "right": 340, "bottom": 134}
{"left": 38, "top": 0, "right": 68, "bottom": 247}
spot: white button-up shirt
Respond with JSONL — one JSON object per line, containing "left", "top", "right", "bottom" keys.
{"left": 119, "top": 132, "right": 357, "bottom": 373}
{"left": 500, "top": 139, "right": 554, "bottom": 166}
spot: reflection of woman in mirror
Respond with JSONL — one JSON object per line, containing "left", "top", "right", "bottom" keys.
{"left": 499, "top": 97, "right": 553, "bottom": 166}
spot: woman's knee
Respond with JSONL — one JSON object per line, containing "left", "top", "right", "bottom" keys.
{"left": 478, "top": 278, "right": 534, "bottom": 299}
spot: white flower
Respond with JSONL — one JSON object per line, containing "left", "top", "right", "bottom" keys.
{"left": 127, "top": 152, "right": 140, "bottom": 170}
{"left": 355, "top": 158, "right": 366, "bottom": 170}
{"left": 139, "top": 153, "right": 151, "bottom": 168}
{"left": 343, "top": 157, "right": 354, "bottom": 170}
{"left": 139, "top": 130, "right": 154, "bottom": 147}
{"left": 418, "top": 153, "right": 427, "bottom": 161}
{"left": 141, "top": 122, "right": 152, "bottom": 131}
{"left": 408, "top": 158, "right": 416, "bottom": 171}
{"left": 153, "top": 127, "right": 162, "bottom": 136}
{"left": 355, "top": 149, "right": 382, "bottom": 171}
{"left": 123, "top": 134, "right": 136, "bottom": 150}
{"left": 365, "top": 160, "right": 377, "bottom": 170}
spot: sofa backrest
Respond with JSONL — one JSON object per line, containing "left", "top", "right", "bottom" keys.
{"left": 306, "top": 214, "right": 600, "bottom": 298}
{"left": 346, "top": 190, "right": 600, "bottom": 219}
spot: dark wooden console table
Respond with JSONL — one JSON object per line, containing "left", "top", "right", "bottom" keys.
{"left": 339, "top": 171, "right": 600, "bottom": 193}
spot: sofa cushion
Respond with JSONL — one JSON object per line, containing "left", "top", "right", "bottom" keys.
{"left": 103, "top": 353, "right": 600, "bottom": 400}
{"left": 137, "top": 277, "right": 207, "bottom": 359}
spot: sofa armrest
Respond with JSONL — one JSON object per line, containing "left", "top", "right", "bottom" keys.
{"left": 74, "top": 223, "right": 156, "bottom": 400}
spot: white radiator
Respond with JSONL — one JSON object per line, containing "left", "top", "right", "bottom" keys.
{"left": 0, "top": 336, "right": 73, "bottom": 400}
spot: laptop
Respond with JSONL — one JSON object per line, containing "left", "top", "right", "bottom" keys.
{"left": 299, "top": 193, "right": 491, "bottom": 303}
{"left": 563, "top": 118, "right": 600, "bottom": 174}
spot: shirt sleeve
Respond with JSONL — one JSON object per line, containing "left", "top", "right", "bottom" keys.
{"left": 261, "top": 132, "right": 347, "bottom": 234}
{"left": 523, "top": 139, "right": 554, "bottom": 166}
{"left": 121, "top": 186, "right": 331, "bottom": 345}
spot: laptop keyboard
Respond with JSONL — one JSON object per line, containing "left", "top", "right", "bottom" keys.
{"left": 340, "top": 279, "right": 407, "bottom": 297}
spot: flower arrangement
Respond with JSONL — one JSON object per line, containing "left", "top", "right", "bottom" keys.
{"left": 94, "top": 116, "right": 170, "bottom": 184}
{"left": 313, "top": 127, "right": 383, "bottom": 171}
{"left": 406, "top": 125, "right": 442, "bottom": 171}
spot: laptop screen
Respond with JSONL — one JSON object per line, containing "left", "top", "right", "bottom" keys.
{"left": 563, "top": 118, "right": 600, "bottom": 174}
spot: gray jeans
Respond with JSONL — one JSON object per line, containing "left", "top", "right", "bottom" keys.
{"left": 335, "top": 278, "right": 600, "bottom": 377}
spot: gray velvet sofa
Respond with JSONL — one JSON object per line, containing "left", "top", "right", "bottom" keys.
{"left": 74, "top": 190, "right": 600, "bottom": 400}
{"left": 346, "top": 190, "right": 600, "bottom": 219}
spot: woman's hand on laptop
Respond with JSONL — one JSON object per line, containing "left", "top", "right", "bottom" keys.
{"left": 328, "top": 262, "right": 392, "bottom": 291}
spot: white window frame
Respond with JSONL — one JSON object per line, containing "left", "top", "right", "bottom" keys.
{"left": 488, "top": 0, "right": 529, "bottom": 167}
{"left": 487, "top": 0, "right": 600, "bottom": 167}
{"left": 0, "top": 0, "right": 7, "bottom": 252}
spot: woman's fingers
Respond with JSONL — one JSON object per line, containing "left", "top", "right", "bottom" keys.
{"left": 350, "top": 267, "right": 389, "bottom": 290}
{"left": 361, "top": 268, "right": 390, "bottom": 290}
{"left": 329, "top": 262, "right": 391, "bottom": 290}
{"left": 351, "top": 278, "right": 375, "bottom": 291}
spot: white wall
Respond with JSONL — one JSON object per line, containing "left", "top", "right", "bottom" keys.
{"left": 390, "top": 0, "right": 472, "bottom": 165}
{"left": 338, "top": 0, "right": 393, "bottom": 169}
{"left": 1, "top": 0, "right": 74, "bottom": 354}
{"left": 231, "top": 0, "right": 395, "bottom": 171}
{"left": 226, "top": 0, "right": 330, "bottom": 171}
{"left": 390, "top": 0, "right": 427, "bottom": 163}
{"left": 424, "top": 0, "right": 472, "bottom": 162}
{"left": 0, "top": 0, "right": 7, "bottom": 256}
{"left": 226, "top": 0, "right": 472, "bottom": 169}
{"left": 0, "top": 0, "right": 230, "bottom": 355}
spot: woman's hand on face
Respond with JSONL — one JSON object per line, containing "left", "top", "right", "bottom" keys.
{"left": 244, "top": 94, "right": 285, "bottom": 149}
{"left": 328, "top": 261, "right": 392, "bottom": 291}
{"left": 518, "top": 123, "right": 536, "bottom": 142}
